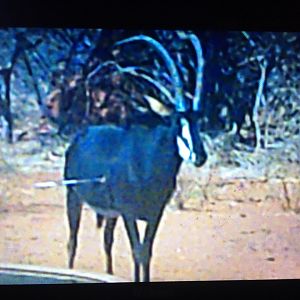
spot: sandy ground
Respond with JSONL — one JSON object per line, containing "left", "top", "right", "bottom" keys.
{"left": 1, "top": 171, "right": 300, "bottom": 282}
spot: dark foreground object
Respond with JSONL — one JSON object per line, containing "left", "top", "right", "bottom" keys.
{"left": 0, "top": 264, "right": 126, "bottom": 284}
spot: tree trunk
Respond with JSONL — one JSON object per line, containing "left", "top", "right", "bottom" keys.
{"left": 253, "top": 59, "right": 267, "bottom": 152}
{"left": 3, "top": 70, "right": 13, "bottom": 143}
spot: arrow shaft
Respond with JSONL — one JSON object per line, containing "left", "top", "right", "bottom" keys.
{"left": 34, "top": 176, "right": 106, "bottom": 189}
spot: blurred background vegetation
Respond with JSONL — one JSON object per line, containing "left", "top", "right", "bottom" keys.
{"left": 0, "top": 28, "right": 300, "bottom": 178}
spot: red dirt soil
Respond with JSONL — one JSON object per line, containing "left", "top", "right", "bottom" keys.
{"left": 1, "top": 171, "right": 300, "bottom": 282}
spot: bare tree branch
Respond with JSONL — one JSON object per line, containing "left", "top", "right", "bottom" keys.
{"left": 22, "top": 52, "right": 43, "bottom": 106}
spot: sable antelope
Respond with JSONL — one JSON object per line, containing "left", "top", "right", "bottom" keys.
{"left": 64, "top": 34, "right": 207, "bottom": 282}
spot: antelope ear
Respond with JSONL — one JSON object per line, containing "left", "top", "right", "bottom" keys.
{"left": 144, "top": 95, "right": 172, "bottom": 116}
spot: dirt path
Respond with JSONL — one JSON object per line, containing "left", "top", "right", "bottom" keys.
{"left": 1, "top": 171, "right": 300, "bottom": 281}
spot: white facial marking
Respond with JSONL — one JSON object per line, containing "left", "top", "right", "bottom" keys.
{"left": 177, "top": 136, "right": 191, "bottom": 161}
{"left": 176, "top": 118, "right": 197, "bottom": 163}
{"left": 190, "top": 152, "right": 197, "bottom": 163}
{"left": 180, "top": 118, "right": 194, "bottom": 152}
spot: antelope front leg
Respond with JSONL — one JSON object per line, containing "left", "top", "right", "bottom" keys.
{"left": 140, "top": 212, "right": 163, "bottom": 282}
{"left": 123, "top": 211, "right": 163, "bottom": 282}
{"left": 123, "top": 216, "right": 142, "bottom": 282}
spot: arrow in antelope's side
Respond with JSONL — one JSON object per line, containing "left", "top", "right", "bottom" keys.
{"left": 33, "top": 176, "right": 106, "bottom": 189}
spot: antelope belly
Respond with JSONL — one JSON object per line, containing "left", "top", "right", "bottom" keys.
{"left": 85, "top": 203, "right": 121, "bottom": 218}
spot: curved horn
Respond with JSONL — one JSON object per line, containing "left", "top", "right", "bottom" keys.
{"left": 86, "top": 60, "right": 117, "bottom": 82}
{"left": 115, "top": 35, "right": 187, "bottom": 112}
{"left": 113, "top": 66, "right": 173, "bottom": 105}
{"left": 176, "top": 31, "right": 204, "bottom": 111}
{"left": 187, "top": 34, "right": 204, "bottom": 111}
